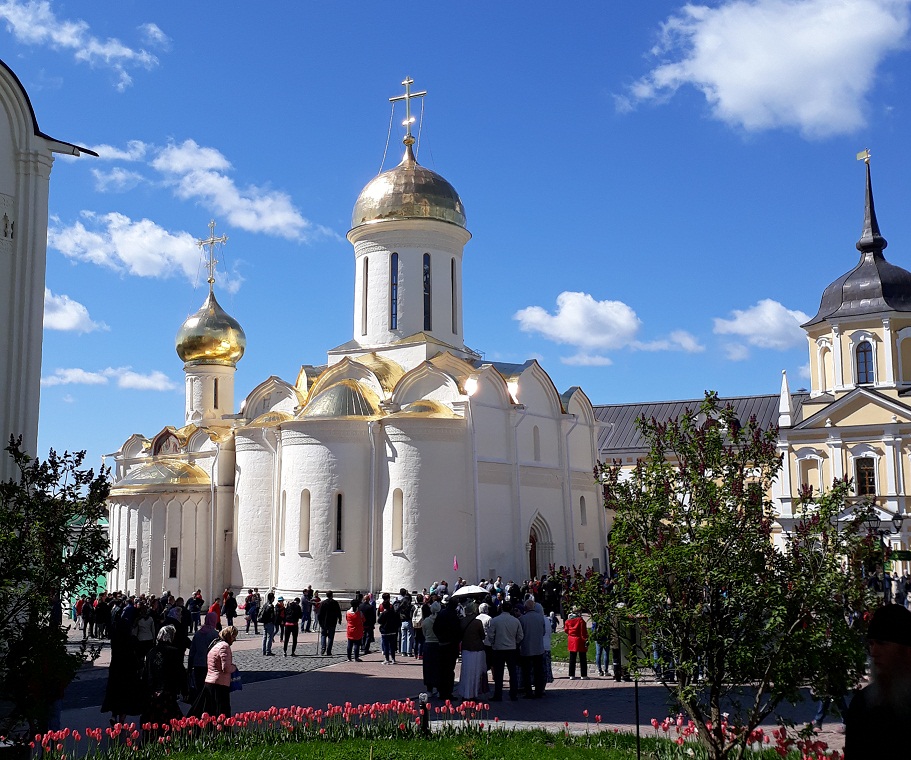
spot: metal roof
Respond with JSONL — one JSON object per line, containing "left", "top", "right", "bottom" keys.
{"left": 594, "top": 392, "right": 808, "bottom": 456}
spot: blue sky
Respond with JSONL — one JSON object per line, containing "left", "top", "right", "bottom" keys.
{"left": 4, "top": 0, "right": 911, "bottom": 471}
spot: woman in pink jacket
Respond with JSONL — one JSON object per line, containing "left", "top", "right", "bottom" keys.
{"left": 189, "top": 625, "right": 237, "bottom": 718}
{"left": 564, "top": 607, "right": 589, "bottom": 680}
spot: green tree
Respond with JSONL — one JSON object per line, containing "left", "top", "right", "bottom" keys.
{"left": 584, "top": 393, "right": 874, "bottom": 760}
{"left": 0, "top": 437, "right": 115, "bottom": 736}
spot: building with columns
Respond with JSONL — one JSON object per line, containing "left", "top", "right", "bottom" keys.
{"left": 0, "top": 59, "right": 94, "bottom": 481}
{"left": 598, "top": 159, "right": 911, "bottom": 564}
{"left": 105, "top": 81, "right": 604, "bottom": 601}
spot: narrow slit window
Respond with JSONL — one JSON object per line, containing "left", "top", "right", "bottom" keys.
{"left": 580, "top": 495, "right": 587, "bottom": 526}
{"left": 423, "top": 253, "right": 432, "bottom": 331}
{"left": 451, "top": 258, "right": 457, "bottom": 335}
{"left": 390, "top": 253, "right": 399, "bottom": 330}
{"left": 392, "top": 489, "right": 404, "bottom": 552}
{"left": 279, "top": 490, "right": 287, "bottom": 554}
{"left": 169, "top": 547, "right": 178, "bottom": 578}
{"left": 298, "top": 490, "right": 311, "bottom": 553}
{"left": 362, "top": 257, "right": 369, "bottom": 336}
{"left": 335, "top": 494, "right": 343, "bottom": 551}
{"left": 213, "top": 378, "right": 219, "bottom": 409}
{"left": 128, "top": 548, "right": 136, "bottom": 580}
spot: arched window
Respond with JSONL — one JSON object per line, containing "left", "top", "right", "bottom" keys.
{"left": 423, "top": 253, "right": 432, "bottom": 331}
{"left": 335, "top": 493, "right": 343, "bottom": 552}
{"left": 279, "top": 490, "right": 287, "bottom": 555}
{"left": 390, "top": 252, "right": 399, "bottom": 330}
{"left": 533, "top": 425, "right": 541, "bottom": 462}
{"left": 361, "top": 257, "right": 369, "bottom": 335}
{"left": 451, "top": 258, "right": 457, "bottom": 335}
{"left": 856, "top": 341, "right": 874, "bottom": 384}
{"left": 298, "top": 490, "right": 310, "bottom": 553}
{"left": 580, "top": 495, "right": 587, "bottom": 526}
{"left": 392, "top": 488, "right": 404, "bottom": 552}
{"left": 855, "top": 457, "right": 876, "bottom": 497}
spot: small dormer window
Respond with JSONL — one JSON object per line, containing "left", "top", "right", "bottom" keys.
{"left": 856, "top": 341, "right": 874, "bottom": 384}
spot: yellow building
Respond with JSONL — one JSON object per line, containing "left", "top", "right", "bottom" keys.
{"left": 598, "top": 161, "right": 911, "bottom": 567}
{"left": 777, "top": 160, "right": 911, "bottom": 560}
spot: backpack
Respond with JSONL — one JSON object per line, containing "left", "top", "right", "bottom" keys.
{"left": 395, "top": 599, "right": 412, "bottom": 623}
{"left": 258, "top": 603, "right": 275, "bottom": 624}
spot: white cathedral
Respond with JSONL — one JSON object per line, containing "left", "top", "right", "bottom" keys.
{"left": 106, "top": 82, "right": 605, "bottom": 601}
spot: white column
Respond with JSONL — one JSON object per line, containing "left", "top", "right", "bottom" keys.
{"left": 829, "top": 435, "right": 844, "bottom": 480}
{"left": 885, "top": 433, "right": 898, "bottom": 496}
{"left": 883, "top": 319, "right": 895, "bottom": 386}
{"left": 832, "top": 325, "right": 845, "bottom": 390}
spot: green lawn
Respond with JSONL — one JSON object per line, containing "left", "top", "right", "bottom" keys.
{"left": 551, "top": 632, "right": 569, "bottom": 663}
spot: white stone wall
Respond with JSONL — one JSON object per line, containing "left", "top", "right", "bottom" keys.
{"left": 233, "top": 430, "right": 277, "bottom": 589}
{"left": 348, "top": 220, "right": 470, "bottom": 350}
{"left": 382, "top": 417, "right": 472, "bottom": 592}
{"left": 0, "top": 66, "right": 56, "bottom": 479}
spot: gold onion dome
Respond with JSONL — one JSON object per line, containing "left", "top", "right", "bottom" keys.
{"left": 351, "top": 143, "right": 466, "bottom": 230}
{"left": 175, "top": 290, "right": 246, "bottom": 367}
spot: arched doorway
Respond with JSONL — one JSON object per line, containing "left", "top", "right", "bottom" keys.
{"left": 526, "top": 514, "right": 554, "bottom": 579}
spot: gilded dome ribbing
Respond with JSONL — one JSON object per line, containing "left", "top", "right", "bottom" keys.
{"left": 351, "top": 144, "right": 466, "bottom": 230}
{"left": 175, "top": 290, "right": 246, "bottom": 367}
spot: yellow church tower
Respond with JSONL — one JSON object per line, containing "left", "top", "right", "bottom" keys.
{"left": 777, "top": 155, "right": 911, "bottom": 563}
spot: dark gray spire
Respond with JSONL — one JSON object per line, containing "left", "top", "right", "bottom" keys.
{"left": 803, "top": 159, "right": 911, "bottom": 327}
{"left": 856, "top": 160, "right": 887, "bottom": 253}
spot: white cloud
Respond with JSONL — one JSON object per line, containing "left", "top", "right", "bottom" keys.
{"left": 798, "top": 362, "right": 811, "bottom": 379}
{"left": 41, "top": 367, "right": 109, "bottom": 387}
{"left": 635, "top": 330, "right": 705, "bottom": 353}
{"left": 722, "top": 343, "right": 751, "bottom": 361}
{"left": 625, "top": 0, "right": 911, "bottom": 137}
{"left": 561, "top": 353, "right": 613, "bottom": 366}
{"left": 151, "top": 140, "right": 318, "bottom": 240}
{"left": 43, "top": 288, "right": 107, "bottom": 332}
{"left": 713, "top": 298, "right": 810, "bottom": 351}
{"left": 115, "top": 369, "right": 177, "bottom": 391}
{"left": 139, "top": 22, "right": 169, "bottom": 49}
{"left": 515, "top": 291, "right": 703, "bottom": 364}
{"left": 515, "top": 291, "right": 642, "bottom": 350}
{"left": 92, "top": 167, "right": 145, "bottom": 192}
{"left": 87, "top": 140, "right": 149, "bottom": 161}
{"left": 41, "top": 366, "right": 177, "bottom": 391}
{"left": 0, "top": 1, "right": 163, "bottom": 91}
{"left": 49, "top": 211, "right": 200, "bottom": 279}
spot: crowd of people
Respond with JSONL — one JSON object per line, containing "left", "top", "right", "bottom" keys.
{"left": 79, "top": 574, "right": 579, "bottom": 727}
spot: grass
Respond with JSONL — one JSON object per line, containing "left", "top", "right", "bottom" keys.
{"left": 146, "top": 730, "right": 673, "bottom": 759}
{"left": 150, "top": 731, "right": 817, "bottom": 760}
{"left": 551, "top": 632, "right": 569, "bottom": 663}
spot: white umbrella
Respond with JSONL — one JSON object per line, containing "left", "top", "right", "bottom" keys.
{"left": 451, "top": 584, "right": 488, "bottom": 598}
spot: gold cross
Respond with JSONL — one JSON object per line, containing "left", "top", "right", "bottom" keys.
{"left": 197, "top": 219, "right": 228, "bottom": 290}
{"left": 389, "top": 76, "right": 426, "bottom": 146}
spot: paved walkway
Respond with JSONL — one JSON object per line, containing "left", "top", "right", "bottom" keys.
{"left": 62, "top": 626, "right": 845, "bottom": 753}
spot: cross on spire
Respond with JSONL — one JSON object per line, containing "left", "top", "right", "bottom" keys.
{"left": 389, "top": 76, "right": 426, "bottom": 147}
{"left": 197, "top": 219, "right": 228, "bottom": 291}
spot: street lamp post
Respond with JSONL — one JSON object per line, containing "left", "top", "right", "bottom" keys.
{"left": 863, "top": 511, "right": 905, "bottom": 602}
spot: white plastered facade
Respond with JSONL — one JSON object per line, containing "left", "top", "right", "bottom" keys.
{"left": 107, "top": 137, "right": 604, "bottom": 601}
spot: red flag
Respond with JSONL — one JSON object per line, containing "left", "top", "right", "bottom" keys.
{"left": 453, "top": 555, "right": 459, "bottom": 571}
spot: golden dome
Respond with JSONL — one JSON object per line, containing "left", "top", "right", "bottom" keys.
{"left": 351, "top": 144, "right": 466, "bottom": 230}
{"left": 394, "top": 399, "right": 458, "bottom": 419}
{"left": 176, "top": 290, "right": 246, "bottom": 367}
{"left": 111, "top": 458, "right": 210, "bottom": 494}
{"left": 298, "top": 379, "right": 384, "bottom": 420}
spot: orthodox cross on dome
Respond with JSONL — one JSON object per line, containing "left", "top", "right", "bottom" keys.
{"left": 389, "top": 76, "right": 426, "bottom": 147}
{"left": 197, "top": 219, "right": 228, "bottom": 291}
